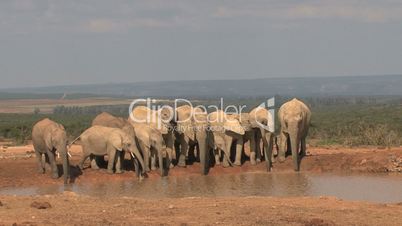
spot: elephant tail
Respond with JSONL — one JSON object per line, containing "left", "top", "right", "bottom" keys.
{"left": 68, "top": 135, "right": 81, "bottom": 147}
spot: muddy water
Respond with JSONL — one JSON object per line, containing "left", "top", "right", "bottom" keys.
{"left": 1, "top": 173, "right": 402, "bottom": 203}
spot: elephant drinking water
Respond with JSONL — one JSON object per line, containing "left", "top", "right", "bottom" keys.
{"left": 73, "top": 126, "right": 144, "bottom": 176}
{"left": 278, "top": 98, "right": 311, "bottom": 171}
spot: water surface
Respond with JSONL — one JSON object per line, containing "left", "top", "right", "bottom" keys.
{"left": 1, "top": 173, "right": 401, "bottom": 203}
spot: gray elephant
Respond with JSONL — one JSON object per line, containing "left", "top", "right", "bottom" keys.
{"left": 278, "top": 98, "right": 311, "bottom": 171}
{"left": 32, "top": 118, "right": 69, "bottom": 184}
{"left": 208, "top": 110, "right": 245, "bottom": 167}
{"left": 129, "top": 106, "right": 175, "bottom": 168}
{"left": 175, "top": 105, "right": 209, "bottom": 174}
{"left": 249, "top": 106, "right": 275, "bottom": 171}
{"left": 131, "top": 122, "right": 167, "bottom": 176}
{"left": 91, "top": 112, "right": 146, "bottom": 176}
{"left": 73, "top": 125, "right": 140, "bottom": 175}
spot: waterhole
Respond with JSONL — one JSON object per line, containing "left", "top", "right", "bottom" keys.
{"left": 1, "top": 173, "right": 401, "bottom": 203}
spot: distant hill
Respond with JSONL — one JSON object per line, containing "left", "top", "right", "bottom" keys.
{"left": 1, "top": 75, "right": 401, "bottom": 98}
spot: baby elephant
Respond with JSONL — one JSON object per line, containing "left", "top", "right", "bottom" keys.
{"left": 76, "top": 126, "right": 137, "bottom": 174}
{"left": 32, "top": 118, "right": 70, "bottom": 184}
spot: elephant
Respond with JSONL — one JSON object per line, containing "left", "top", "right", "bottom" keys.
{"left": 91, "top": 112, "right": 146, "bottom": 177}
{"left": 208, "top": 110, "right": 245, "bottom": 167}
{"left": 175, "top": 105, "right": 209, "bottom": 174}
{"left": 73, "top": 126, "right": 138, "bottom": 174}
{"left": 226, "top": 113, "right": 255, "bottom": 166}
{"left": 129, "top": 106, "right": 175, "bottom": 168}
{"left": 32, "top": 118, "right": 69, "bottom": 184}
{"left": 278, "top": 98, "right": 311, "bottom": 171}
{"left": 249, "top": 106, "right": 275, "bottom": 171}
{"left": 131, "top": 122, "right": 168, "bottom": 176}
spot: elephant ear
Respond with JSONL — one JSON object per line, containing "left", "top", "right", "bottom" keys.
{"left": 44, "top": 130, "right": 54, "bottom": 151}
{"left": 213, "top": 134, "right": 225, "bottom": 150}
{"left": 223, "top": 117, "right": 245, "bottom": 135}
{"left": 250, "top": 107, "right": 274, "bottom": 132}
{"left": 110, "top": 132, "right": 124, "bottom": 151}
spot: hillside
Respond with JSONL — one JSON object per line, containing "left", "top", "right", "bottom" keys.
{"left": 1, "top": 75, "right": 401, "bottom": 98}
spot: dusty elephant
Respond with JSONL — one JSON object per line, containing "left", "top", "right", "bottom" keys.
{"left": 278, "top": 98, "right": 311, "bottom": 171}
{"left": 129, "top": 105, "right": 175, "bottom": 168}
{"left": 73, "top": 126, "right": 140, "bottom": 175}
{"left": 131, "top": 122, "right": 168, "bottom": 176}
{"left": 32, "top": 118, "right": 70, "bottom": 184}
{"left": 208, "top": 110, "right": 245, "bottom": 167}
{"left": 249, "top": 106, "right": 275, "bottom": 171}
{"left": 175, "top": 105, "right": 210, "bottom": 174}
{"left": 91, "top": 112, "right": 146, "bottom": 177}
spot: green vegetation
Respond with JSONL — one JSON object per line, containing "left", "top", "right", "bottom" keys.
{"left": 0, "top": 114, "right": 93, "bottom": 144}
{"left": 0, "top": 96, "right": 401, "bottom": 147}
{"left": 309, "top": 104, "right": 402, "bottom": 147}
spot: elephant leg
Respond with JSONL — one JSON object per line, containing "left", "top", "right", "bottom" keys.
{"left": 107, "top": 148, "right": 117, "bottom": 174}
{"left": 278, "top": 132, "right": 287, "bottom": 162}
{"left": 300, "top": 137, "right": 306, "bottom": 158}
{"left": 222, "top": 154, "right": 230, "bottom": 168}
{"left": 234, "top": 136, "right": 243, "bottom": 166}
{"left": 178, "top": 135, "right": 189, "bottom": 167}
{"left": 35, "top": 150, "right": 45, "bottom": 174}
{"left": 249, "top": 131, "right": 256, "bottom": 165}
{"left": 46, "top": 150, "right": 59, "bottom": 179}
{"left": 263, "top": 133, "right": 273, "bottom": 172}
{"left": 151, "top": 152, "right": 157, "bottom": 171}
{"left": 90, "top": 156, "right": 100, "bottom": 170}
{"left": 115, "top": 152, "right": 123, "bottom": 174}
{"left": 214, "top": 148, "right": 221, "bottom": 165}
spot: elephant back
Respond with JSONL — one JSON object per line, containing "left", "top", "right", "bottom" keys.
{"left": 92, "top": 112, "right": 127, "bottom": 128}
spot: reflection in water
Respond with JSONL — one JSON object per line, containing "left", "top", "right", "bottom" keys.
{"left": 1, "top": 173, "right": 402, "bottom": 203}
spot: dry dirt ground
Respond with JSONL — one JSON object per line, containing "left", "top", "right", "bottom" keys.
{"left": 1, "top": 194, "right": 402, "bottom": 226}
{"left": 0, "top": 146, "right": 402, "bottom": 225}
{"left": 0, "top": 98, "right": 132, "bottom": 113}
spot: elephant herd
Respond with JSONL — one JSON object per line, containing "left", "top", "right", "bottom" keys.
{"left": 31, "top": 98, "right": 311, "bottom": 184}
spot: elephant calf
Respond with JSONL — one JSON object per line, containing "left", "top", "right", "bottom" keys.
{"left": 32, "top": 118, "right": 70, "bottom": 184}
{"left": 74, "top": 126, "right": 141, "bottom": 174}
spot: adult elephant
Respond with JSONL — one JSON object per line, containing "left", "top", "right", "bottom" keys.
{"left": 32, "top": 118, "right": 69, "bottom": 184}
{"left": 278, "top": 98, "right": 311, "bottom": 171}
{"left": 91, "top": 112, "right": 146, "bottom": 177}
{"left": 208, "top": 110, "right": 245, "bottom": 167}
{"left": 131, "top": 123, "right": 167, "bottom": 176}
{"left": 175, "top": 105, "right": 209, "bottom": 174}
{"left": 249, "top": 106, "right": 275, "bottom": 171}
{"left": 73, "top": 126, "right": 141, "bottom": 175}
{"left": 129, "top": 106, "right": 175, "bottom": 168}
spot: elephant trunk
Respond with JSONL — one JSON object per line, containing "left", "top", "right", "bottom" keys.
{"left": 223, "top": 135, "right": 234, "bottom": 166}
{"left": 158, "top": 148, "right": 164, "bottom": 177}
{"left": 153, "top": 142, "right": 165, "bottom": 177}
{"left": 130, "top": 146, "right": 146, "bottom": 177}
{"left": 289, "top": 131, "right": 300, "bottom": 171}
{"left": 197, "top": 131, "right": 209, "bottom": 175}
{"left": 60, "top": 145, "right": 69, "bottom": 184}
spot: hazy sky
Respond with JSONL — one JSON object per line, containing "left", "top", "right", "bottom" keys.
{"left": 1, "top": 0, "right": 402, "bottom": 88}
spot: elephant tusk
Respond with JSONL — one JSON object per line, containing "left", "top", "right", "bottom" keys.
{"left": 67, "top": 151, "right": 72, "bottom": 158}
{"left": 57, "top": 151, "right": 60, "bottom": 159}
{"left": 130, "top": 152, "right": 136, "bottom": 159}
